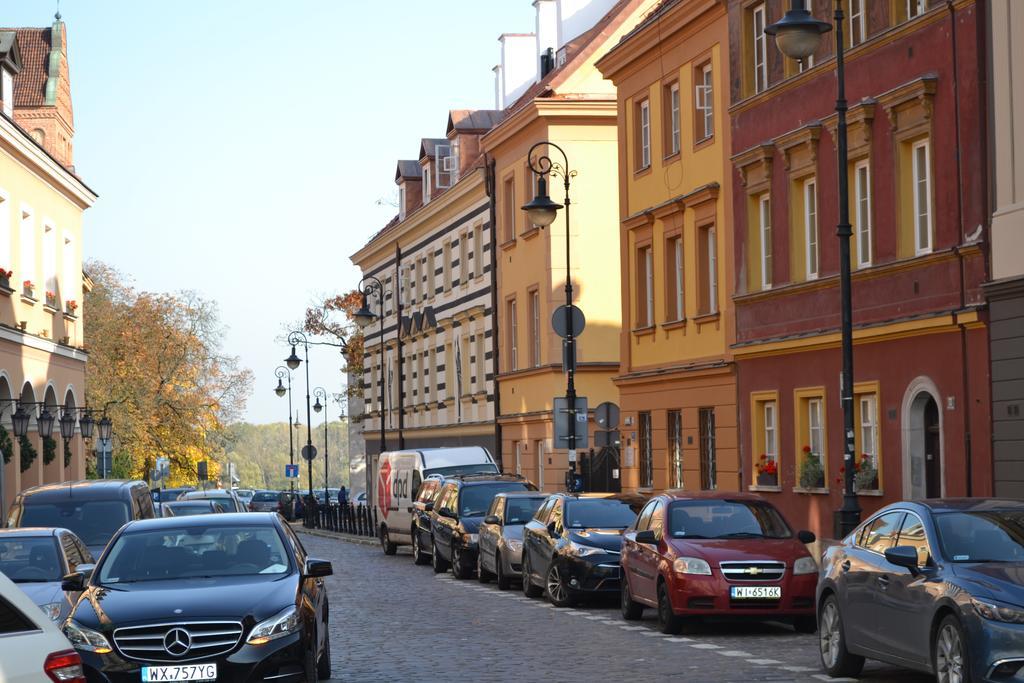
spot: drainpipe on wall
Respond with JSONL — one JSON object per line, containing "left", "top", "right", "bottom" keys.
{"left": 485, "top": 156, "right": 503, "bottom": 470}
{"left": 396, "top": 243, "right": 406, "bottom": 450}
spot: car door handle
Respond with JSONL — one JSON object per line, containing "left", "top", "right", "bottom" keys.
{"left": 877, "top": 575, "right": 890, "bottom": 589}
{"left": 841, "top": 560, "right": 851, "bottom": 572}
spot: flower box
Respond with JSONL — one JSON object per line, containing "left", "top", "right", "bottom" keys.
{"left": 45, "top": 291, "right": 57, "bottom": 308}
{"left": 756, "top": 472, "right": 778, "bottom": 487}
{"left": 0, "top": 269, "right": 11, "bottom": 291}
{"left": 799, "top": 448, "right": 826, "bottom": 489}
{"left": 22, "top": 281, "right": 35, "bottom": 299}
{"left": 65, "top": 300, "right": 78, "bottom": 316}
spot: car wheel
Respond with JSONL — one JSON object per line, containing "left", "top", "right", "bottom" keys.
{"left": 818, "top": 594, "right": 865, "bottom": 678}
{"left": 477, "top": 550, "right": 492, "bottom": 583}
{"left": 656, "top": 581, "right": 684, "bottom": 634}
{"left": 316, "top": 628, "right": 331, "bottom": 680}
{"left": 934, "top": 615, "right": 971, "bottom": 683}
{"left": 411, "top": 530, "right": 430, "bottom": 566}
{"left": 380, "top": 525, "right": 397, "bottom": 556}
{"left": 431, "top": 540, "right": 450, "bottom": 574}
{"left": 303, "top": 631, "right": 318, "bottom": 683}
{"left": 793, "top": 615, "right": 817, "bottom": 634}
{"left": 451, "top": 545, "right": 472, "bottom": 580}
{"left": 620, "top": 574, "right": 644, "bottom": 620}
{"left": 546, "top": 564, "right": 576, "bottom": 607}
{"left": 495, "top": 552, "right": 511, "bottom": 591}
{"left": 521, "top": 552, "right": 543, "bottom": 598}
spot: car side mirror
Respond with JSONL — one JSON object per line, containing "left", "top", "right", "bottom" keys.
{"left": 884, "top": 546, "right": 920, "bottom": 574}
{"left": 635, "top": 530, "right": 657, "bottom": 545}
{"left": 484, "top": 515, "right": 501, "bottom": 525}
{"left": 424, "top": 502, "right": 434, "bottom": 512}
{"left": 547, "top": 521, "right": 559, "bottom": 537}
{"left": 797, "top": 530, "right": 816, "bottom": 545}
{"left": 304, "top": 558, "right": 333, "bottom": 578}
{"left": 61, "top": 571, "right": 86, "bottom": 592}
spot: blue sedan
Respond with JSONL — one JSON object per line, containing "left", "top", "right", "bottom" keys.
{"left": 817, "top": 498, "right": 1024, "bottom": 683}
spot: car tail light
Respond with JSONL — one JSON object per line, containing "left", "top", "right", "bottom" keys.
{"left": 44, "top": 650, "right": 86, "bottom": 682}
{"left": 248, "top": 502, "right": 255, "bottom": 511}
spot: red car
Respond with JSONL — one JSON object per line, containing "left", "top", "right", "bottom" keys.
{"left": 620, "top": 492, "right": 819, "bottom": 634}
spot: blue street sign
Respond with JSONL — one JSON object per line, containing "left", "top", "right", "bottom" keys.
{"left": 285, "top": 464, "right": 299, "bottom": 478}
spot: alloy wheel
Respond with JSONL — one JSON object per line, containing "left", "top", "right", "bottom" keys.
{"left": 819, "top": 600, "right": 841, "bottom": 669}
{"left": 546, "top": 566, "right": 567, "bottom": 604}
{"left": 936, "top": 623, "right": 965, "bottom": 683}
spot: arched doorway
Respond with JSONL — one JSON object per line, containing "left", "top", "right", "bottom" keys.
{"left": 903, "top": 378, "right": 944, "bottom": 500}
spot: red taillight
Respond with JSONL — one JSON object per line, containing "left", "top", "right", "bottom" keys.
{"left": 44, "top": 649, "right": 86, "bottom": 683}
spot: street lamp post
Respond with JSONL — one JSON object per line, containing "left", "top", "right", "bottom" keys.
{"left": 766, "top": 0, "right": 860, "bottom": 536}
{"left": 274, "top": 366, "right": 296, "bottom": 493}
{"left": 286, "top": 331, "right": 316, "bottom": 513}
{"left": 313, "top": 387, "right": 329, "bottom": 504}
{"left": 353, "top": 276, "right": 389, "bottom": 462}
{"left": 522, "top": 140, "right": 582, "bottom": 490}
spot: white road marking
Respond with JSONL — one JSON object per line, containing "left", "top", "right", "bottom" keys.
{"left": 717, "top": 650, "right": 754, "bottom": 657}
{"left": 689, "top": 643, "right": 722, "bottom": 650}
{"left": 746, "top": 659, "right": 782, "bottom": 665}
{"left": 781, "top": 665, "right": 817, "bottom": 672}
{"left": 666, "top": 637, "right": 693, "bottom": 643}
{"left": 812, "top": 676, "right": 856, "bottom": 682}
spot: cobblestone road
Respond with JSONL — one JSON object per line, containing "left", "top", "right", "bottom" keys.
{"left": 301, "top": 532, "right": 933, "bottom": 683}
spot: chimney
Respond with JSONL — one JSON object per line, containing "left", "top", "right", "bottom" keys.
{"left": 498, "top": 33, "right": 538, "bottom": 109}
{"left": 556, "top": 0, "right": 618, "bottom": 49}
{"left": 535, "top": 0, "right": 558, "bottom": 78}
{"left": 492, "top": 64, "right": 504, "bottom": 111}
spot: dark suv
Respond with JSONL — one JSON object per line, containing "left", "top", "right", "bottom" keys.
{"left": 410, "top": 477, "right": 444, "bottom": 566}
{"left": 430, "top": 474, "right": 537, "bottom": 579}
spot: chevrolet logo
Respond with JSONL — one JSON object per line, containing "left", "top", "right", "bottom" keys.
{"left": 744, "top": 567, "right": 762, "bottom": 576}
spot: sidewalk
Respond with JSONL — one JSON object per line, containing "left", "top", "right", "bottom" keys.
{"left": 290, "top": 521, "right": 380, "bottom": 548}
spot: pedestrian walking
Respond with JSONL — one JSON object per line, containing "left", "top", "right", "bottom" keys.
{"left": 338, "top": 485, "right": 348, "bottom": 505}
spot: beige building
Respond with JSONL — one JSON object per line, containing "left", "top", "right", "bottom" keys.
{"left": 0, "top": 16, "right": 96, "bottom": 512}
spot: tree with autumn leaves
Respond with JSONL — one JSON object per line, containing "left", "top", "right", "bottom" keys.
{"left": 83, "top": 261, "right": 253, "bottom": 485}
{"left": 303, "top": 289, "right": 363, "bottom": 399}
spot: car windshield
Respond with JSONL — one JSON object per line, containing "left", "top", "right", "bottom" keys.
{"left": 20, "top": 500, "right": 130, "bottom": 547}
{"left": 505, "top": 498, "right": 546, "bottom": 525}
{"left": 460, "top": 483, "right": 531, "bottom": 517}
{"left": 425, "top": 463, "right": 499, "bottom": 477}
{"left": 565, "top": 499, "right": 643, "bottom": 529}
{"left": 935, "top": 510, "right": 1024, "bottom": 563}
{"left": 184, "top": 494, "right": 235, "bottom": 509}
{"left": 166, "top": 503, "right": 218, "bottom": 517}
{"left": 667, "top": 500, "right": 793, "bottom": 539}
{"left": 98, "top": 525, "right": 290, "bottom": 583}
{"left": 0, "top": 537, "right": 62, "bottom": 582}
{"left": 253, "top": 492, "right": 278, "bottom": 502}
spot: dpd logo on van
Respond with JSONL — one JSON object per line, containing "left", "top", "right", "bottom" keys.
{"left": 378, "top": 460, "right": 392, "bottom": 519}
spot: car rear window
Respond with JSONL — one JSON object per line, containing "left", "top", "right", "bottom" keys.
{"left": 0, "top": 595, "right": 37, "bottom": 634}
{"left": 564, "top": 499, "right": 643, "bottom": 529}
{"left": 0, "top": 537, "right": 64, "bottom": 582}
{"left": 460, "top": 483, "right": 532, "bottom": 517}
{"left": 19, "top": 500, "right": 130, "bottom": 548}
{"left": 505, "top": 498, "right": 546, "bottom": 525}
{"left": 253, "top": 492, "right": 278, "bottom": 502}
{"left": 425, "top": 463, "right": 499, "bottom": 477}
{"left": 666, "top": 500, "right": 793, "bottom": 539}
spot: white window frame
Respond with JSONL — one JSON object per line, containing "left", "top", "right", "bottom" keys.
{"left": 696, "top": 63, "right": 713, "bottom": 140}
{"left": 427, "top": 250, "right": 436, "bottom": 299}
{"left": 443, "top": 242, "right": 452, "bottom": 291}
{"left": 759, "top": 194, "right": 772, "bottom": 289}
{"left": 435, "top": 144, "right": 452, "bottom": 189}
{"left": 0, "top": 188, "right": 10, "bottom": 272}
{"left": 804, "top": 178, "right": 819, "bottom": 279}
{"left": 450, "top": 138, "right": 461, "bottom": 185}
{"left": 19, "top": 204, "right": 34, "bottom": 285}
{"left": 854, "top": 160, "right": 872, "bottom": 268}
{"left": 475, "top": 332, "right": 485, "bottom": 393}
{"left": 473, "top": 223, "right": 483, "bottom": 280}
{"left": 644, "top": 246, "right": 654, "bottom": 326}
{"left": 753, "top": 4, "right": 768, "bottom": 94}
{"left": 669, "top": 83, "right": 681, "bottom": 155}
{"left": 849, "top": 0, "right": 866, "bottom": 47}
{"left": 912, "top": 139, "right": 933, "bottom": 255}
{"left": 639, "top": 99, "right": 651, "bottom": 169}
{"left": 764, "top": 401, "right": 777, "bottom": 463}
{"left": 509, "top": 299, "right": 518, "bottom": 372}
{"left": 808, "top": 398, "right": 824, "bottom": 456}
{"left": 1, "top": 69, "right": 12, "bottom": 118}
{"left": 859, "top": 395, "right": 878, "bottom": 458}
{"left": 672, "top": 236, "right": 683, "bottom": 320}
{"left": 707, "top": 226, "right": 718, "bottom": 314}
{"left": 530, "top": 289, "right": 541, "bottom": 367}
{"left": 907, "top": 0, "right": 926, "bottom": 18}
{"left": 42, "top": 221, "right": 57, "bottom": 297}
{"left": 422, "top": 165, "right": 432, "bottom": 204}
{"left": 459, "top": 232, "right": 469, "bottom": 287}
{"left": 799, "top": 54, "right": 815, "bottom": 72}
{"left": 398, "top": 185, "right": 406, "bottom": 221}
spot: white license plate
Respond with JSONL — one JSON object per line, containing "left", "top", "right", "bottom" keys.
{"left": 730, "top": 586, "right": 781, "bottom": 600}
{"left": 140, "top": 664, "right": 217, "bottom": 681}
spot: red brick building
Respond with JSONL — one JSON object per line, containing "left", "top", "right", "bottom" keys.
{"left": 727, "top": 0, "right": 991, "bottom": 537}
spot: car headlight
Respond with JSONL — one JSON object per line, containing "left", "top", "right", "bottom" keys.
{"left": 567, "top": 541, "right": 606, "bottom": 557}
{"left": 466, "top": 533, "right": 479, "bottom": 545}
{"left": 247, "top": 605, "right": 301, "bottom": 645}
{"left": 40, "top": 602, "right": 63, "bottom": 622}
{"left": 63, "top": 620, "right": 113, "bottom": 654}
{"left": 673, "top": 557, "right": 712, "bottom": 575}
{"left": 972, "top": 598, "right": 1024, "bottom": 624}
{"left": 505, "top": 539, "right": 523, "bottom": 553}
{"left": 793, "top": 556, "right": 818, "bottom": 575}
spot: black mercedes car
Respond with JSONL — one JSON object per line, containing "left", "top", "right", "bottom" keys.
{"left": 61, "top": 512, "right": 333, "bottom": 682}
{"left": 522, "top": 493, "right": 647, "bottom": 607}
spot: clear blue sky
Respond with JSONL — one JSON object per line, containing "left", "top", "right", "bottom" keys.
{"left": 5, "top": 0, "right": 534, "bottom": 424}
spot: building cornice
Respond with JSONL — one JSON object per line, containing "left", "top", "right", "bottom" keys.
{"left": 481, "top": 99, "right": 617, "bottom": 154}
{"left": 0, "top": 324, "right": 87, "bottom": 362}
{"left": 0, "top": 113, "right": 96, "bottom": 208}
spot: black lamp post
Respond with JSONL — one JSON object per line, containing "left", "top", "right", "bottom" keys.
{"left": 313, "top": 387, "right": 329, "bottom": 504}
{"left": 286, "top": 331, "right": 316, "bottom": 509}
{"left": 766, "top": 0, "right": 860, "bottom": 536}
{"left": 59, "top": 407, "right": 76, "bottom": 464}
{"left": 97, "top": 415, "right": 113, "bottom": 442}
{"left": 79, "top": 411, "right": 95, "bottom": 440}
{"left": 275, "top": 366, "right": 296, "bottom": 492}
{"left": 353, "top": 276, "right": 389, "bottom": 462}
{"left": 522, "top": 140, "right": 581, "bottom": 488}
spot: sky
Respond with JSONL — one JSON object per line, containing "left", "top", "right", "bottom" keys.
{"left": 4, "top": 0, "right": 535, "bottom": 424}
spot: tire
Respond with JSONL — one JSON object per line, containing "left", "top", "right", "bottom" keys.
{"left": 656, "top": 581, "right": 684, "bottom": 634}
{"left": 411, "top": 529, "right": 430, "bottom": 566}
{"left": 620, "top": 574, "right": 644, "bottom": 621}
{"left": 303, "top": 632, "right": 317, "bottom": 683}
{"left": 495, "top": 552, "right": 511, "bottom": 591}
{"left": 316, "top": 628, "right": 331, "bottom": 680}
{"left": 431, "top": 540, "right": 450, "bottom": 574}
{"left": 793, "top": 615, "right": 817, "bottom": 634}
{"left": 818, "top": 594, "right": 865, "bottom": 678}
{"left": 380, "top": 525, "right": 397, "bottom": 556}
{"left": 934, "top": 615, "right": 971, "bottom": 683}
{"left": 477, "top": 550, "right": 492, "bottom": 583}
{"left": 451, "top": 545, "right": 472, "bottom": 580}
{"left": 521, "top": 552, "right": 543, "bottom": 598}
{"left": 546, "top": 564, "right": 576, "bottom": 608}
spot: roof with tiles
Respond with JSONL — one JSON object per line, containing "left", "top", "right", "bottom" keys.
{"left": 418, "top": 137, "right": 449, "bottom": 160}
{"left": 0, "top": 27, "right": 50, "bottom": 107}
{"left": 447, "top": 109, "right": 504, "bottom": 135}
{"left": 395, "top": 160, "right": 422, "bottom": 181}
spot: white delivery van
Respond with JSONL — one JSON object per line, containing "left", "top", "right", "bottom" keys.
{"left": 374, "top": 447, "right": 498, "bottom": 554}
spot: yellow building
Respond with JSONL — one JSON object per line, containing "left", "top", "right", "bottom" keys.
{"left": 483, "top": 0, "right": 658, "bottom": 491}
{"left": 0, "top": 17, "right": 96, "bottom": 510}
{"left": 595, "top": 0, "right": 736, "bottom": 493}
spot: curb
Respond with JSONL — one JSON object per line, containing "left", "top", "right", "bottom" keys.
{"left": 297, "top": 527, "right": 380, "bottom": 547}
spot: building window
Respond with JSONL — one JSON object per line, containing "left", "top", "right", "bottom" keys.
{"left": 475, "top": 333, "right": 485, "bottom": 393}
{"left": 1, "top": 68, "right": 12, "bottom": 117}
{"left": 637, "top": 245, "right": 653, "bottom": 327}
{"left": 668, "top": 410, "right": 683, "bottom": 489}
{"left": 855, "top": 392, "right": 881, "bottom": 490}
{"left": 435, "top": 144, "right": 452, "bottom": 189}
{"left": 804, "top": 178, "right": 818, "bottom": 279}
{"left": 443, "top": 242, "right": 452, "bottom": 291}
{"left": 854, "top": 160, "right": 872, "bottom": 267}
{"left": 752, "top": 394, "right": 780, "bottom": 486}
{"left": 638, "top": 412, "right": 653, "bottom": 489}
{"left": 695, "top": 62, "right": 713, "bottom": 141}
{"left": 20, "top": 207, "right": 34, "bottom": 285}
{"left": 752, "top": 4, "right": 768, "bottom": 94}
{"left": 666, "top": 235, "right": 683, "bottom": 321}
{"left": 764, "top": 402, "right": 777, "bottom": 465}
{"left": 427, "top": 250, "right": 436, "bottom": 298}
{"left": 637, "top": 99, "right": 651, "bottom": 170}
{"left": 797, "top": 392, "right": 827, "bottom": 489}
{"left": 0, "top": 190, "right": 10, "bottom": 273}
{"left": 417, "top": 348, "right": 425, "bottom": 404}
{"left": 43, "top": 224, "right": 57, "bottom": 298}
{"left": 699, "top": 225, "right": 718, "bottom": 315}
{"left": 912, "top": 139, "right": 932, "bottom": 255}
{"left": 384, "top": 276, "right": 393, "bottom": 315}
{"left": 535, "top": 440, "right": 545, "bottom": 491}
{"left": 759, "top": 195, "right": 772, "bottom": 289}
{"left": 422, "top": 165, "right": 432, "bottom": 204}
{"left": 459, "top": 233, "right": 468, "bottom": 286}
{"left": 503, "top": 177, "right": 515, "bottom": 243}
{"left": 450, "top": 138, "right": 461, "bottom": 185}
{"left": 445, "top": 342, "right": 455, "bottom": 400}
{"left": 799, "top": 54, "right": 815, "bottom": 72}
{"left": 907, "top": 0, "right": 927, "bottom": 18}
{"left": 473, "top": 223, "right": 483, "bottom": 279}
{"left": 398, "top": 185, "right": 406, "bottom": 221}
{"left": 665, "top": 82, "right": 680, "bottom": 156}
{"left": 849, "top": 0, "right": 866, "bottom": 47}
{"left": 507, "top": 298, "right": 518, "bottom": 372}
{"left": 699, "top": 407, "right": 716, "bottom": 490}
{"left": 459, "top": 334, "right": 471, "bottom": 397}
{"left": 529, "top": 289, "right": 541, "bottom": 367}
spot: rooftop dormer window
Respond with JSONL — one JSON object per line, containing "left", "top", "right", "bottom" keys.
{"left": 436, "top": 144, "right": 453, "bottom": 189}
{"left": 422, "top": 164, "right": 432, "bottom": 204}
{"left": 1, "top": 68, "right": 12, "bottom": 117}
{"left": 398, "top": 184, "right": 407, "bottom": 221}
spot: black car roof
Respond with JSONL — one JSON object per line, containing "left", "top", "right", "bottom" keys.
{"left": 0, "top": 527, "right": 60, "bottom": 538}
{"left": 17, "top": 480, "right": 146, "bottom": 502}
{"left": 450, "top": 474, "right": 531, "bottom": 486}
{"left": 907, "top": 498, "right": 1024, "bottom": 514}
{"left": 163, "top": 500, "right": 219, "bottom": 507}
{"left": 553, "top": 492, "right": 649, "bottom": 505}
{"left": 495, "top": 491, "right": 548, "bottom": 498}
{"left": 121, "top": 512, "right": 279, "bottom": 533}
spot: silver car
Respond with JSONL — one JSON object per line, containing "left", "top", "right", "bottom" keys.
{"left": 0, "top": 527, "right": 94, "bottom": 624}
{"left": 477, "top": 492, "right": 548, "bottom": 590}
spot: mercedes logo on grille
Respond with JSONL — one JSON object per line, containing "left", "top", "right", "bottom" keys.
{"left": 163, "top": 627, "right": 192, "bottom": 657}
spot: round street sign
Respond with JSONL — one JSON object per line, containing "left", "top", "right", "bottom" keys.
{"left": 551, "top": 305, "right": 585, "bottom": 338}
{"left": 301, "top": 445, "right": 318, "bottom": 462}
{"left": 595, "top": 401, "right": 620, "bottom": 430}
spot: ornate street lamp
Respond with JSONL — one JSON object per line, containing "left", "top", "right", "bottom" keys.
{"left": 285, "top": 346, "right": 301, "bottom": 371}
{"left": 11, "top": 405, "right": 30, "bottom": 439}
{"left": 767, "top": 0, "right": 861, "bottom": 536}
{"left": 97, "top": 415, "right": 113, "bottom": 442}
{"left": 37, "top": 406, "right": 55, "bottom": 440}
{"left": 355, "top": 276, "right": 389, "bottom": 461}
{"left": 313, "top": 386, "right": 329, "bottom": 505}
{"left": 275, "top": 366, "right": 296, "bottom": 492}
{"left": 287, "top": 330, "right": 316, "bottom": 510}
{"left": 79, "top": 412, "right": 95, "bottom": 440}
